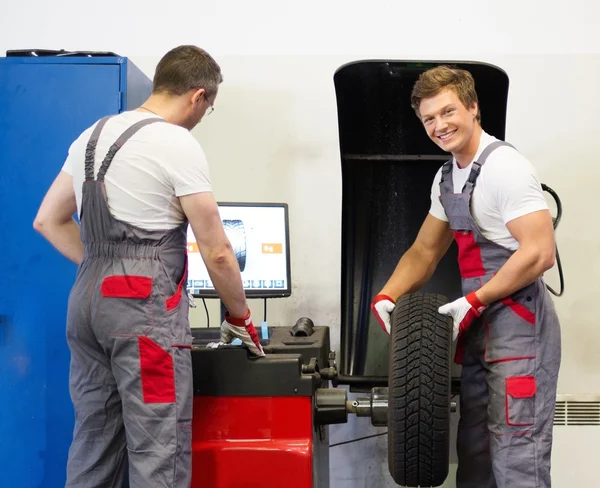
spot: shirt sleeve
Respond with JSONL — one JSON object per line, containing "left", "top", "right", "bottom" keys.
{"left": 61, "top": 130, "right": 89, "bottom": 176}
{"left": 488, "top": 150, "right": 549, "bottom": 224}
{"left": 164, "top": 129, "right": 212, "bottom": 197}
{"left": 429, "top": 167, "right": 449, "bottom": 221}
{"left": 61, "top": 151, "right": 73, "bottom": 175}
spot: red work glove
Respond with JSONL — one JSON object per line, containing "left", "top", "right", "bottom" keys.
{"left": 371, "top": 294, "right": 396, "bottom": 335}
{"left": 220, "top": 309, "right": 265, "bottom": 357}
{"left": 437, "top": 291, "right": 486, "bottom": 341}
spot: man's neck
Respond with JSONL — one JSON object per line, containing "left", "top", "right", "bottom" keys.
{"left": 454, "top": 125, "right": 483, "bottom": 168}
{"left": 136, "top": 93, "right": 184, "bottom": 127}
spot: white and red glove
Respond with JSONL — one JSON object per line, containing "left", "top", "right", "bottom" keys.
{"left": 438, "top": 291, "right": 487, "bottom": 341}
{"left": 220, "top": 309, "right": 265, "bottom": 357}
{"left": 371, "top": 294, "right": 396, "bottom": 335}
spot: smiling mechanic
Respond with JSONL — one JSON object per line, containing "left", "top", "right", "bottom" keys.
{"left": 371, "top": 65, "right": 561, "bottom": 488}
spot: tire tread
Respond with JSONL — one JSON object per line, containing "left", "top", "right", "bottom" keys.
{"left": 388, "top": 293, "right": 452, "bottom": 487}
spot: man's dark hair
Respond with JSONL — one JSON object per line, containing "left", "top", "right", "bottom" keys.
{"left": 153, "top": 45, "right": 223, "bottom": 98}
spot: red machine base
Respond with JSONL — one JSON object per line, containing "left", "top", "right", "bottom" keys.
{"left": 192, "top": 396, "right": 314, "bottom": 488}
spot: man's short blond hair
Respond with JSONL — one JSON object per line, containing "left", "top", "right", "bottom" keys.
{"left": 411, "top": 65, "right": 480, "bottom": 123}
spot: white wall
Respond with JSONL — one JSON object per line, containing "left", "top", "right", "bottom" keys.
{"left": 3, "top": 2, "right": 600, "bottom": 486}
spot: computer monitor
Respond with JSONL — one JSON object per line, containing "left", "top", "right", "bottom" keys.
{"left": 187, "top": 202, "right": 292, "bottom": 299}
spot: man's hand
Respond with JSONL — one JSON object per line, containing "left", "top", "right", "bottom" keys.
{"left": 371, "top": 295, "right": 396, "bottom": 335}
{"left": 220, "top": 309, "right": 265, "bottom": 357}
{"left": 438, "top": 292, "right": 486, "bottom": 341}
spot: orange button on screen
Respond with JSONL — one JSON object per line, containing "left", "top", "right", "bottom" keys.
{"left": 262, "top": 243, "right": 283, "bottom": 254}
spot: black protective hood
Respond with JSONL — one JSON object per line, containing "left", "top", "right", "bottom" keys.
{"left": 334, "top": 60, "right": 509, "bottom": 389}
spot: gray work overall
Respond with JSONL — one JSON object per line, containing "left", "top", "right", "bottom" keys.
{"left": 65, "top": 116, "right": 193, "bottom": 488}
{"left": 439, "top": 141, "right": 562, "bottom": 488}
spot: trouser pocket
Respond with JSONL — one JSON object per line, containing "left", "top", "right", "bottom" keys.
{"left": 97, "top": 268, "right": 154, "bottom": 336}
{"left": 505, "top": 375, "right": 536, "bottom": 426}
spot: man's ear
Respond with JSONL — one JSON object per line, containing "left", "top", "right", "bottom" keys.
{"left": 470, "top": 101, "right": 479, "bottom": 118}
{"left": 192, "top": 88, "right": 205, "bottom": 105}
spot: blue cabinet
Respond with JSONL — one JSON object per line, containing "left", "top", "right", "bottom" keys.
{"left": 0, "top": 56, "right": 152, "bottom": 487}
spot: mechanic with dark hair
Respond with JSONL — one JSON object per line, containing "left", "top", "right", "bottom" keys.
{"left": 34, "top": 45, "right": 264, "bottom": 488}
{"left": 371, "top": 65, "right": 561, "bottom": 488}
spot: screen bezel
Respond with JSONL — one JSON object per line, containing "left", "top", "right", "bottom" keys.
{"left": 188, "top": 202, "right": 292, "bottom": 299}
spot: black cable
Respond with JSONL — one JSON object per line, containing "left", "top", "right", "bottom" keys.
{"left": 329, "top": 431, "right": 388, "bottom": 448}
{"left": 264, "top": 298, "right": 267, "bottom": 323}
{"left": 546, "top": 247, "right": 564, "bottom": 297}
{"left": 542, "top": 183, "right": 562, "bottom": 228}
{"left": 541, "top": 183, "right": 565, "bottom": 297}
{"left": 202, "top": 298, "right": 210, "bottom": 328}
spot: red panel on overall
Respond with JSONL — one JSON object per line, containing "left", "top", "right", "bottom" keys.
{"left": 453, "top": 231, "right": 486, "bottom": 278}
{"left": 191, "top": 396, "right": 314, "bottom": 488}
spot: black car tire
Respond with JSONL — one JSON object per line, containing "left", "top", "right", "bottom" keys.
{"left": 387, "top": 293, "right": 453, "bottom": 487}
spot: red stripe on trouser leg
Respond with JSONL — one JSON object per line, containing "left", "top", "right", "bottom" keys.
{"left": 501, "top": 298, "right": 536, "bottom": 325}
{"left": 453, "top": 231, "right": 486, "bottom": 278}
{"left": 138, "top": 337, "right": 176, "bottom": 403}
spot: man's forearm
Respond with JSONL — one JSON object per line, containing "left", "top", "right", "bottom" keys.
{"left": 35, "top": 219, "right": 84, "bottom": 265}
{"left": 475, "top": 246, "right": 555, "bottom": 306}
{"left": 379, "top": 246, "right": 437, "bottom": 301}
{"left": 204, "top": 249, "right": 248, "bottom": 317}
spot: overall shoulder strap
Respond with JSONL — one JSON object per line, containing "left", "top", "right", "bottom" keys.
{"left": 96, "top": 117, "right": 165, "bottom": 181}
{"left": 439, "top": 158, "right": 454, "bottom": 195}
{"left": 84, "top": 116, "right": 114, "bottom": 182}
{"left": 462, "top": 140, "right": 516, "bottom": 194}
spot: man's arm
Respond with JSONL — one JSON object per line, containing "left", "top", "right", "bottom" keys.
{"left": 33, "top": 170, "right": 83, "bottom": 265}
{"left": 379, "top": 213, "right": 455, "bottom": 300}
{"left": 179, "top": 192, "right": 248, "bottom": 318}
{"left": 475, "top": 209, "right": 555, "bottom": 305}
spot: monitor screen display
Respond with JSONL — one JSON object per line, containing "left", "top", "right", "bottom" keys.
{"left": 186, "top": 202, "right": 291, "bottom": 298}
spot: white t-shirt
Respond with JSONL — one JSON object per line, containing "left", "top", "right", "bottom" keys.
{"left": 429, "top": 131, "right": 548, "bottom": 251}
{"left": 61, "top": 111, "right": 212, "bottom": 230}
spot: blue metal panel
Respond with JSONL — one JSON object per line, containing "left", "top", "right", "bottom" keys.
{"left": 124, "top": 59, "right": 153, "bottom": 111}
{"left": 0, "top": 59, "right": 148, "bottom": 488}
